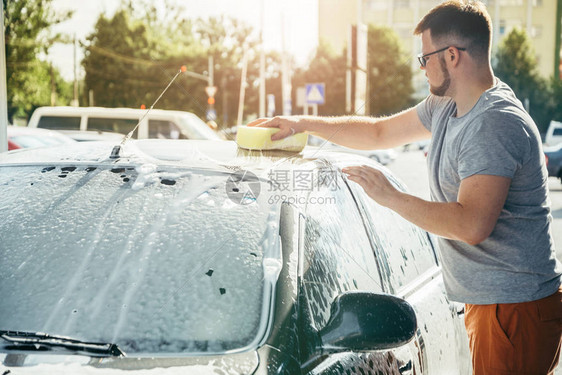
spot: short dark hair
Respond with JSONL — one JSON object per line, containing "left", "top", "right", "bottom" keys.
{"left": 414, "top": 0, "right": 492, "bottom": 63}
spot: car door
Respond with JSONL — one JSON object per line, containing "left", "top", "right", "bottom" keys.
{"left": 347, "top": 174, "right": 471, "bottom": 374}
{"left": 298, "top": 170, "right": 416, "bottom": 374}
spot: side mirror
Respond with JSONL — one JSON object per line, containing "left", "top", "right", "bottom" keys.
{"left": 318, "top": 291, "right": 417, "bottom": 352}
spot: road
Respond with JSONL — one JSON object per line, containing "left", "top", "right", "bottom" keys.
{"left": 386, "top": 148, "right": 562, "bottom": 260}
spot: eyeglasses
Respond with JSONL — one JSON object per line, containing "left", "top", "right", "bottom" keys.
{"left": 417, "top": 46, "right": 466, "bottom": 68}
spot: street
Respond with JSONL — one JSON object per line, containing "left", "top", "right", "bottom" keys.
{"left": 387, "top": 148, "right": 562, "bottom": 260}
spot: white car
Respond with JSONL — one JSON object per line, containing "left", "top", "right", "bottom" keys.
{"left": 546, "top": 120, "right": 562, "bottom": 146}
{"left": 28, "top": 106, "right": 222, "bottom": 141}
{"left": 307, "top": 135, "right": 397, "bottom": 165}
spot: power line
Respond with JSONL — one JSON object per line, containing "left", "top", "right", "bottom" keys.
{"left": 84, "top": 43, "right": 161, "bottom": 67}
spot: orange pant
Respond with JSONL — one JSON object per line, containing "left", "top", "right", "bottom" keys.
{"left": 465, "top": 288, "right": 562, "bottom": 374}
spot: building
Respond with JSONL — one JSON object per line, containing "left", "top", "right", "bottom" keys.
{"left": 318, "top": 0, "right": 562, "bottom": 99}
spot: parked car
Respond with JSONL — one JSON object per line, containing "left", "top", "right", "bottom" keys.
{"left": 0, "top": 139, "right": 471, "bottom": 374}
{"left": 61, "top": 130, "right": 125, "bottom": 142}
{"left": 6, "top": 125, "right": 76, "bottom": 151}
{"left": 545, "top": 143, "right": 562, "bottom": 183}
{"left": 308, "top": 135, "right": 397, "bottom": 165}
{"left": 402, "top": 139, "right": 430, "bottom": 152}
{"left": 28, "top": 106, "right": 222, "bottom": 141}
{"left": 546, "top": 120, "right": 562, "bottom": 146}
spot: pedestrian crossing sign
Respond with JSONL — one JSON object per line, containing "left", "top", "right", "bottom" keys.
{"left": 305, "top": 83, "right": 325, "bottom": 105}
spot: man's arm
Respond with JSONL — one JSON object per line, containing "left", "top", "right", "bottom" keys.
{"left": 343, "top": 166, "right": 511, "bottom": 245}
{"left": 246, "top": 106, "right": 431, "bottom": 150}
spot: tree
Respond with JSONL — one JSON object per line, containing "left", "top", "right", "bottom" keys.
{"left": 82, "top": 8, "right": 207, "bottom": 114}
{"left": 367, "top": 25, "right": 414, "bottom": 116}
{"left": 3, "top": 0, "right": 71, "bottom": 121}
{"left": 81, "top": 8, "right": 261, "bottom": 128}
{"left": 495, "top": 28, "right": 539, "bottom": 99}
{"left": 195, "top": 15, "right": 258, "bottom": 127}
{"left": 291, "top": 40, "right": 346, "bottom": 116}
{"left": 82, "top": 10, "right": 161, "bottom": 109}
{"left": 494, "top": 28, "right": 550, "bottom": 132}
{"left": 548, "top": 77, "right": 562, "bottom": 124}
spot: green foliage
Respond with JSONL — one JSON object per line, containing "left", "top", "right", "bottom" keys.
{"left": 367, "top": 25, "right": 413, "bottom": 116}
{"left": 8, "top": 3, "right": 416, "bottom": 128}
{"left": 3, "top": 0, "right": 72, "bottom": 121}
{"left": 548, "top": 77, "right": 562, "bottom": 124}
{"left": 495, "top": 28, "right": 539, "bottom": 97}
{"left": 82, "top": 9, "right": 258, "bottom": 126}
{"left": 494, "top": 28, "right": 550, "bottom": 132}
{"left": 83, "top": 10, "right": 180, "bottom": 109}
{"left": 291, "top": 26, "right": 415, "bottom": 118}
{"left": 194, "top": 15, "right": 258, "bottom": 126}
{"left": 292, "top": 40, "right": 346, "bottom": 116}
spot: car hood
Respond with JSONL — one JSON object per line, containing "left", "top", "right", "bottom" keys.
{"left": 1, "top": 350, "right": 259, "bottom": 374}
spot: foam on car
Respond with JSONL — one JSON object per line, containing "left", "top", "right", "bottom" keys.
{"left": 236, "top": 125, "right": 308, "bottom": 152}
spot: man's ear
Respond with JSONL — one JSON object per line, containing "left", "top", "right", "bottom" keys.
{"left": 449, "top": 48, "right": 461, "bottom": 67}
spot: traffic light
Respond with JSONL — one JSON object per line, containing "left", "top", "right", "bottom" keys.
{"left": 207, "top": 97, "right": 215, "bottom": 105}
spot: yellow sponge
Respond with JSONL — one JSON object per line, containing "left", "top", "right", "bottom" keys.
{"left": 236, "top": 125, "right": 308, "bottom": 152}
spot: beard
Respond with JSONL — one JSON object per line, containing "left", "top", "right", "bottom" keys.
{"left": 429, "top": 56, "right": 450, "bottom": 96}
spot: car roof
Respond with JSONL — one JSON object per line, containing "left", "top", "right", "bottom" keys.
{"left": 0, "top": 139, "right": 404, "bottom": 195}
{"left": 31, "top": 106, "right": 202, "bottom": 118}
{"left": 0, "top": 139, "right": 345, "bottom": 170}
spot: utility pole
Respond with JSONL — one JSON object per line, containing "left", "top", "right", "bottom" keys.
{"left": 222, "top": 75, "right": 228, "bottom": 127}
{"left": 346, "top": 0, "right": 367, "bottom": 116}
{"left": 1, "top": 1, "right": 9, "bottom": 152}
{"left": 281, "top": 9, "right": 291, "bottom": 116}
{"left": 72, "top": 35, "right": 78, "bottom": 107}
{"left": 259, "top": 0, "right": 266, "bottom": 118}
{"left": 526, "top": 0, "right": 532, "bottom": 37}
{"left": 237, "top": 48, "right": 249, "bottom": 126}
{"left": 492, "top": 0, "right": 500, "bottom": 64}
{"left": 50, "top": 64, "right": 56, "bottom": 106}
{"left": 208, "top": 55, "right": 214, "bottom": 87}
{"left": 555, "top": 0, "right": 562, "bottom": 80}
{"left": 206, "top": 55, "right": 217, "bottom": 122}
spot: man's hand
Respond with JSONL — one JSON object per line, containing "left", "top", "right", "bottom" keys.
{"left": 246, "top": 116, "right": 303, "bottom": 141}
{"left": 343, "top": 166, "right": 511, "bottom": 245}
{"left": 343, "top": 165, "right": 399, "bottom": 207}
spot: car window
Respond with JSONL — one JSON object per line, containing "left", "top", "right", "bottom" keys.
{"left": 302, "top": 171, "right": 383, "bottom": 330}
{"left": 87, "top": 117, "right": 138, "bottom": 137}
{"left": 0, "top": 165, "right": 277, "bottom": 355}
{"left": 349, "top": 183, "right": 438, "bottom": 293}
{"left": 553, "top": 128, "right": 562, "bottom": 136}
{"left": 177, "top": 114, "right": 221, "bottom": 140}
{"left": 37, "top": 115, "right": 81, "bottom": 130}
{"left": 149, "top": 119, "right": 182, "bottom": 139}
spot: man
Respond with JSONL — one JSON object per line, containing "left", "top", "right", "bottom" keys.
{"left": 248, "top": 1, "right": 562, "bottom": 373}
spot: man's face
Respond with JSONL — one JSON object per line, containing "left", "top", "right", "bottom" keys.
{"left": 421, "top": 31, "right": 451, "bottom": 97}
{"left": 431, "top": 57, "right": 451, "bottom": 96}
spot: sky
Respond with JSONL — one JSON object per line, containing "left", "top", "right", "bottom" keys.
{"left": 48, "top": 0, "right": 319, "bottom": 81}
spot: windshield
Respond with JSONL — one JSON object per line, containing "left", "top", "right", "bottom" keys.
{"left": 0, "top": 164, "right": 278, "bottom": 355}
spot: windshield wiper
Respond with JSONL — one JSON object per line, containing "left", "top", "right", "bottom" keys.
{"left": 0, "top": 330, "right": 125, "bottom": 357}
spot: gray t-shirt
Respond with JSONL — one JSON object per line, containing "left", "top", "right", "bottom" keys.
{"left": 416, "top": 78, "right": 561, "bottom": 304}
